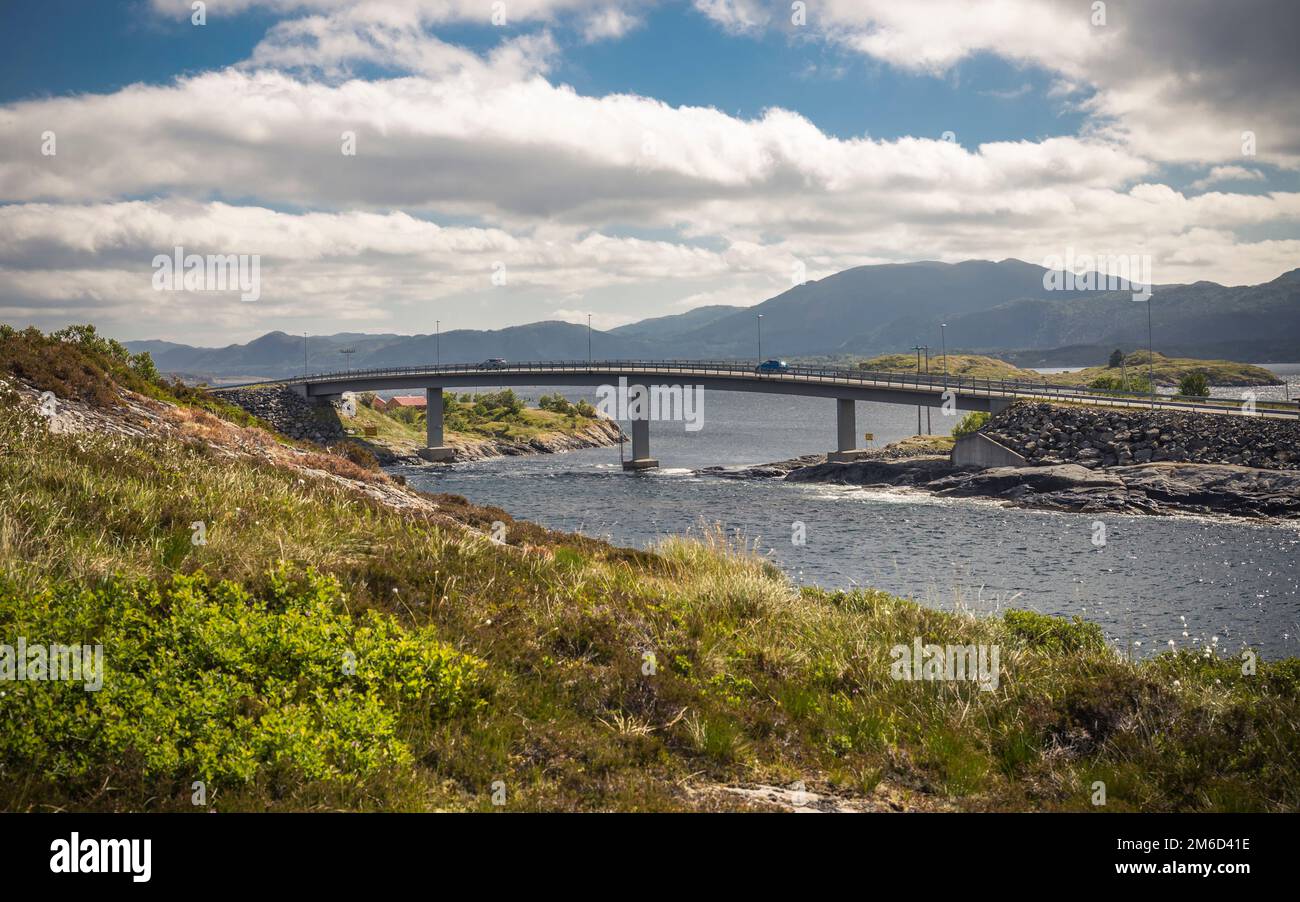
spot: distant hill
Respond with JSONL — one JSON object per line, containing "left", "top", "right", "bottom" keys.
{"left": 937, "top": 268, "right": 1300, "bottom": 362}
{"left": 850, "top": 350, "right": 1278, "bottom": 387}
{"left": 1049, "top": 351, "right": 1280, "bottom": 387}
{"left": 125, "top": 260, "right": 1300, "bottom": 379}
{"left": 663, "top": 259, "right": 1099, "bottom": 358}
{"left": 607, "top": 305, "right": 742, "bottom": 341}
{"left": 130, "top": 321, "right": 660, "bottom": 381}
{"left": 856, "top": 353, "right": 1044, "bottom": 382}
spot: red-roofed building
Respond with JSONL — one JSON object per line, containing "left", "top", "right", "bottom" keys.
{"left": 376, "top": 394, "right": 427, "bottom": 412}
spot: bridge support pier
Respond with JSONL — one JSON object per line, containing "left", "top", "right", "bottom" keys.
{"left": 828, "top": 399, "right": 870, "bottom": 462}
{"left": 622, "top": 417, "right": 658, "bottom": 471}
{"left": 989, "top": 397, "right": 1014, "bottom": 416}
{"left": 418, "top": 386, "right": 455, "bottom": 462}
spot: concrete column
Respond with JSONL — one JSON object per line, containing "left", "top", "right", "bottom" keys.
{"left": 426, "top": 387, "right": 444, "bottom": 447}
{"left": 836, "top": 398, "right": 856, "bottom": 451}
{"left": 418, "top": 386, "right": 454, "bottom": 462}
{"left": 829, "top": 399, "right": 867, "bottom": 462}
{"left": 622, "top": 416, "right": 658, "bottom": 470}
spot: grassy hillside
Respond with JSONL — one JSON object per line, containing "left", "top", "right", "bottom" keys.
{"left": 2, "top": 326, "right": 1298, "bottom": 812}
{"left": 853, "top": 350, "right": 1277, "bottom": 388}
{"left": 1050, "top": 351, "right": 1280, "bottom": 388}
{"left": 858, "top": 353, "right": 1044, "bottom": 381}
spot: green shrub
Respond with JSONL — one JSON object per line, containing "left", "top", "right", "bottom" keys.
{"left": 951, "top": 410, "right": 990, "bottom": 437}
{"left": 538, "top": 393, "right": 575, "bottom": 415}
{"left": 0, "top": 566, "right": 485, "bottom": 789}
{"left": 1177, "top": 371, "right": 1210, "bottom": 397}
{"left": 1088, "top": 373, "right": 1151, "bottom": 393}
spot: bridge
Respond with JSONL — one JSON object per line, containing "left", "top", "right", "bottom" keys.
{"left": 214, "top": 359, "right": 1298, "bottom": 470}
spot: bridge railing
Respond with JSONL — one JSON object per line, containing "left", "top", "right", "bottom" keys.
{"left": 216, "top": 359, "right": 1298, "bottom": 417}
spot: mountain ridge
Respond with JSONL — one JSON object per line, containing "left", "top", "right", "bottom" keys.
{"left": 124, "top": 259, "right": 1300, "bottom": 379}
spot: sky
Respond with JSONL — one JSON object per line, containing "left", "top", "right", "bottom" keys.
{"left": 0, "top": 0, "right": 1298, "bottom": 344}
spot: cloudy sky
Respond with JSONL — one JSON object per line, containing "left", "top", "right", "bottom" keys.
{"left": 1, "top": 0, "right": 1297, "bottom": 344}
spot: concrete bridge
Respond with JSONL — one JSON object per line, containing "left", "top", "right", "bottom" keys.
{"left": 214, "top": 359, "right": 1298, "bottom": 470}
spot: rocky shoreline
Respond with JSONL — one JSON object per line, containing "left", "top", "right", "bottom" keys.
{"left": 384, "top": 418, "right": 624, "bottom": 466}
{"left": 221, "top": 385, "right": 623, "bottom": 466}
{"left": 698, "top": 402, "right": 1300, "bottom": 520}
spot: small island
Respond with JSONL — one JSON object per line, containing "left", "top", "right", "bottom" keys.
{"left": 848, "top": 350, "right": 1280, "bottom": 390}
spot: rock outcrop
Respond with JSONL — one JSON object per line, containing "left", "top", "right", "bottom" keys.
{"left": 221, "top": 386, "right": 348, "bottom": 445}
{"left": 442, "top": 418, "right": 624, "bottom": 463}
{"left": 926, "top": 461, "right": 1300, "bottom": 518}
{"left": 982, "top": 401, "right": 1299, "bottom": 470}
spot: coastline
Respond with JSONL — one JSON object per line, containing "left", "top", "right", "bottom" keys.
{"left": 376, "top": 417, "right": 624, "bottom": 465}
{"left": 697, "top": 450, "right": 1300, "bottom": 521}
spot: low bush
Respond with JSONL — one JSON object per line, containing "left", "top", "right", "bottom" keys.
{"left": 0, "top": 565, "right": 485, "bottom": 793}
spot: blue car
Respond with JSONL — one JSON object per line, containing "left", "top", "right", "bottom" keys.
{"left": 755, "top": 359, "right": 788, "bottom": 373}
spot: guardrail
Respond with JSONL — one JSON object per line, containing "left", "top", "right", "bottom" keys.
{"left": 211, "top": 359, "right": 1299, "bottom": 418}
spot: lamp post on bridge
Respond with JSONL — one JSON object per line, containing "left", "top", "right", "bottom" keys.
{"left": 909, "top": 345, "right": 930, "bottom": 436}
{"left": 436, "top": 320, "right": 440, "bottom": 367}
{"left": 757, "top": 314, "right": 764, "bottom": 362}
{"left": 922, "top": 345, "right": 931, "bottom": 434}
{"left": 588, "top": 313, "right": 592, "bottom": 364}
{"left": 940, "top": 323, "right": 948, "bottom": 378}
{"left": 1146, "top": 296, "right": 1154, "bottom": 410}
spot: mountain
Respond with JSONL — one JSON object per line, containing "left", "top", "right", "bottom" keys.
{"left": 607, "top": 305, "right": 742, "bottom": 340}
{"left": 938, "top": 269, "right": 1300, "bottom": 362}
{"left": 129, "top": 321, "right": 659, "bottom": 381}
{"left": 126, "top": 260, "right": 1300, "bottom": 380}
{"left": 659, "top": 259, "right": 1297, "bottom": 362}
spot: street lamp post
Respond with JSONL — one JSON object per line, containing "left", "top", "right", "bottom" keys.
{"left": 1146, "top": 297, "right": 1154, "bottom": 409}
{"left": 940, "top": 323, "right": 948, "bottom": 378}
{"left": 587, "top": 313, "right": 592, "bottom": 364}
{"left": 911, "top": 343, "right": 925, "bottom": 434}
{"left": 757, "top": 314, "right": 764, "bottom": 362}
{"left": 436, "top": 320, "right": 440, "bottom": 367}
{"left": 922, "top": 345, "right": 931, "bottom": 434}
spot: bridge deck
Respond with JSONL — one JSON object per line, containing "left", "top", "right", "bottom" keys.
{"left": 211, "top": 359, "right": 1299, "bottom": 420}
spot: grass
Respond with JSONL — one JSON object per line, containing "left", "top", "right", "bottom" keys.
{"left": 852, "top": 350, "right": 1279, "bottom": 389}
{"left": 858, "top": 353, "right": 1045, "bottom": 382}
{"left": 1, "top": 326, "right": 1298, "bottom": 812}
{"left": 1052, "top": 352, "right": 1280, "bottom": 388}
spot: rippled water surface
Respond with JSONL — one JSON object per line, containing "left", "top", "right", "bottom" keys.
{"left": 398, "top": 369, "right": 1300, "bottom": 659}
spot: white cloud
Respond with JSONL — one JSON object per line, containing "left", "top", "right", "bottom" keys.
{"left": 580, "top": 6, "right": 643, "bottom": 42}
{"left": 3, "top": 0, "right": 1298, "bottom": 343}
{"left": 699, "top": 0, "right": 1300, "bottom": 169}
{"left": 1189, "top": 165, "right": 1267, "bottom": 191}
{"left": 692, "top": 0, "right": 771, "bottom": 35}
